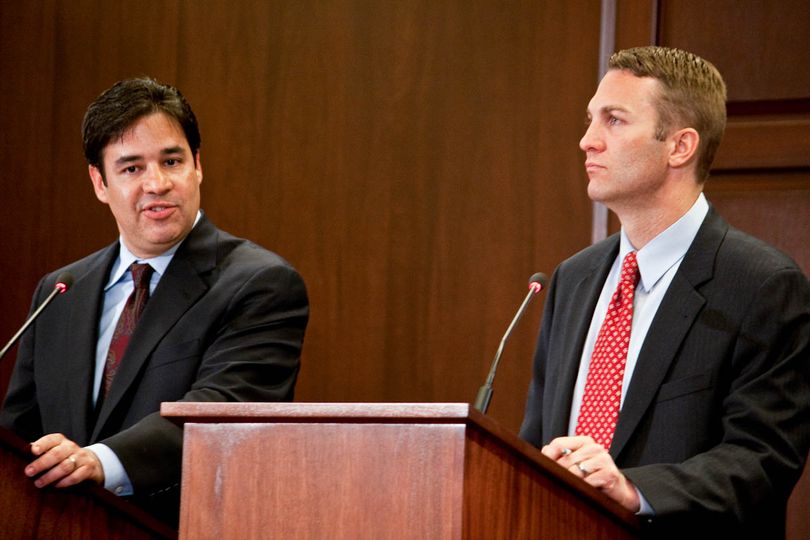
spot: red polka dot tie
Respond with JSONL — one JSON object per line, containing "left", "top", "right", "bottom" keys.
{"left": 100, "top": 263, "right": 153, "bottom": 402}
{"left": 575, "top": 251, "right": 640, "bottom": 449}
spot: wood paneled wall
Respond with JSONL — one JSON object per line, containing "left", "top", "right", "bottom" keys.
{"left": 0, "top": 1, "right": 601, "bottom": 433}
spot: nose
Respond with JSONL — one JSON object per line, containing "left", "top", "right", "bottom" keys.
{"left": 579, "top": 121, "right": 604, "bottom": 153}
{"left": 142, "top": 164, "right": 172, "bottom": 193}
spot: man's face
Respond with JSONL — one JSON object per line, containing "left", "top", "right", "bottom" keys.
{"left": 89, "top": 112, "right": 202, "bottom": 259}
{"left": 579, "top": 69, "right": 671, "bottom": 209}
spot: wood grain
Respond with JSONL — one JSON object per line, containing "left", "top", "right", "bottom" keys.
{"left": 166, "top": 402, "right": 639, "bottom": 539}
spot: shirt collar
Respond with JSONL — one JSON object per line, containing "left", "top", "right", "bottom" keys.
{"left": 104, "top": 211, "right": 201, "bottom": 290}
{"left": 619, "top": 193, "right": 709, "bottom": 293}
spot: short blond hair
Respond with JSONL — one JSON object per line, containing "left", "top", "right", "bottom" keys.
{"left": 609, "top": 46, "right": 727, "bottom": 182}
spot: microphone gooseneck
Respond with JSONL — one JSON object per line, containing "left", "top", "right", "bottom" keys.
{"left": 0, "top": 273, "right": 73, "bottom": 362}
{"left": 473, "top": 272, "right": 547, "bottom": 414}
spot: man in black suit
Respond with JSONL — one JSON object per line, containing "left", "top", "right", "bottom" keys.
{"left": 0, "top": 78, "right": 309, "bottom": 524}
{"left": 520, "top": 46, "right": 809, "bottom": 536}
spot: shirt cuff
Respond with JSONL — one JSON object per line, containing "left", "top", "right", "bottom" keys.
{"left": 86, "top": 443, "right": 133, "bottom": 496}
{"left": 636, "top": 486, "right": 654, "bottom": 515}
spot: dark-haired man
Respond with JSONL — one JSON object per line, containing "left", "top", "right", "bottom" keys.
{"left": 520, "top": 47, "right": 809, "bottom": 536}
{"left": 1, "top": 78, "right": 309, "bottom": 525}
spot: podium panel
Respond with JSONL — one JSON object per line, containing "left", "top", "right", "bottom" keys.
{"left": 163, "top": 402, "right": 639, "bottom": 539}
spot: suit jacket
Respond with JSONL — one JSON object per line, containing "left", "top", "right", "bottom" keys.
{"left": 519, "top": 207, "right": 810, "bottom": 537}
{"left": 1, "top": 214, "right": 309, "bottom": 525}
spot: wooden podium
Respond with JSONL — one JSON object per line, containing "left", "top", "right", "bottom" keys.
{"left": 162, "top": 402, "right": 640, "bottom": 539}
{"left": 0, "top": 426, "right": 176, "bottom": 539}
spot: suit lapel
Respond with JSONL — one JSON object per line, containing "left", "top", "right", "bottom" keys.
{"left": 546, "top": 238, "right": 618, "bottom": 439}
{"left": 62, "top": 246, "right": 117, "bottom": 444}
{"left": 610, "top": 208, "right": 727, "bottom": 459}
{"left": 92, "top": 217, "right": 218, "bottom": 440}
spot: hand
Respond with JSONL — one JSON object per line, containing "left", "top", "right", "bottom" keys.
{"left": 542, "top": 435, "right": 640, "bottom": 513}
{"left": 25, "top": 433, "right": 105, "bottom": 489}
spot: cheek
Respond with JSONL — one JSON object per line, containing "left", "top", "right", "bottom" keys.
{"left": 107, "top": 186, "right": 140, "bottom": 210}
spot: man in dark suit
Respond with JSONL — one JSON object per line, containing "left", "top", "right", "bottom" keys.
{"left": 520, "top": 46, "right": 809, "bottom": 536}
{"left": 0, "top": 78, "right": 308, "bottom": 524}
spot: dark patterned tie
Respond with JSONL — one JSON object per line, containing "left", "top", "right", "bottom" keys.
{"left": 575, "top": 251, "right": 640, "bottom": 449}
{"left": 100, "top": 263, "right": 153, "bottom": 400}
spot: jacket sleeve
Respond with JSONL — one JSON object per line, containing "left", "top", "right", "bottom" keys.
{"left": 624, "top": 267, "right": 810, "bottom": 534}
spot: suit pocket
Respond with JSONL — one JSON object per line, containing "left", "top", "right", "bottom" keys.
{"left": 657, "top": 370, "right": 714, "bottom": 403}
{"left": 146, "top": 338, "right": 202, "bottom": 369}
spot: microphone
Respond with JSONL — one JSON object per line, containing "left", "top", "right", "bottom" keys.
{"left": 473, "top": 272, "right": 547, "bottom": 414}
{"left": 0, "top": 272, "right": 74, "bottom": 362}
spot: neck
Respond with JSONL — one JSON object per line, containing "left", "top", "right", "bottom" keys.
{"left": 612, "top": 183, "right": 702, "bottom": 250}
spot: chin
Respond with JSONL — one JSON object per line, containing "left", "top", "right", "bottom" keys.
{"left": 586, "top": 184, "right": 609, "bottom": 204}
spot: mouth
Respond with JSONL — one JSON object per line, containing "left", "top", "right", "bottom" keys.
{"left": 142, "top": 203, "right": 177, "bottom": 218}
{"left": 585, "top": 162, "right": 605, "bottom": 173}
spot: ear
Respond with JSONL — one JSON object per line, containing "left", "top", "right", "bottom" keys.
{"left": 194, "top": 151, "right": 203, "bottom": 185}
{"left": 668, "top": 128, "right": 700, "bottom": 169}
{"left": 89, "top": 165, "right": 109, "bottom": 204}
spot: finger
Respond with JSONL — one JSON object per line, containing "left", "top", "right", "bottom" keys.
{"left": 542, "top": 436, "right": 586, "bottom": 461}
{"left": 583, "top": 468, "right": 640, "bottom": 512}
{"left": 33, "top": 453, "right": 80, "bottom": 488}
{"left": 26, "top": 446, "right": 68, "bottom": 477}
{"left": 54, "top": 458, "right": 93, "bottom": 488}
{"left": 582, "top": 468, "right": 612, "bottom": 490}
{"left": 30, "top": 433, "right": 68, "bottom": 456}
{"left": 26, "top": 438, "right": 80, "bottom": 478}
{"left": 569, "top": 459, "right": 594, "bottom": 479}
{"left": 556, "top": 447, "right": 579, "bottom": 469}
{"left": 541, "top": 444, "right": 571, "bottom": 460}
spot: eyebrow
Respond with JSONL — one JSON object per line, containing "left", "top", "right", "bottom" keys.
{"left": 112, "top": 146, "right": 186, "bottom": 167}
{"left": 160, "top": 146, "right": 185, "bottom": 156}
{"left": 113, "top": 154, "right": 142, "bottom": 167}
{"left": 587, "top": 105, "right": 631, "bottom": 117}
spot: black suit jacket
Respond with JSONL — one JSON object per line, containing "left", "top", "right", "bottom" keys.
{"left": 1, "top": 214, "right": 309, "bottom": 524}
{"left": 520, "top": 207, "right": 810, "bottom": 537}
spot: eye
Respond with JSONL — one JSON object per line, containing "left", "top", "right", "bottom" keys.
{"left": 123, "top": 165, "right": 140, "bottom": 174}
{"left": 607, "top": 115, "right": 622, "bottom": 126}
{"left": 165, "top": 158, "right": 182, "bottom": 167}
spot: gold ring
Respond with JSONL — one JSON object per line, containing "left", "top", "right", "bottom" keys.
{"left": 69, "top": 455, "right": 77, "bottom": 468}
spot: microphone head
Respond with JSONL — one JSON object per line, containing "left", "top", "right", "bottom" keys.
{"left": 528, "top": 272, "right": 547, "bottom": 294}
{"left": 55, "top": 272, "right": 74, "bottom": 294}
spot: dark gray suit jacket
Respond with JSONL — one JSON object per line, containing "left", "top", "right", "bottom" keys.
{"left": 520, "top": 207, "right": 810, "bottom": 537}
{"left": 1, "top": 214, "right": 309, "bottom": 524}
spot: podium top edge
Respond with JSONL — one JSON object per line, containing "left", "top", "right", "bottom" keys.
{"left": 161, "top": 402, "right": 480, "bottom": 423}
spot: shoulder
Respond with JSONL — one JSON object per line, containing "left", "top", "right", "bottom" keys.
{"left": 679, "top": 206, "right": 805, "bottom": 289}
{"left": 180, "top": 214, "right": 302, "bottom": 276}
{"left": 213, "top": 228, "right": 302, "bottom": 281}
{"left": 39, "top": 243, "right": 116, "bottom": 290}
{"left": 688, "top": 212, "right": 809, "bottom": 323}
{"left": 719, "top": 226, "right": 803, "bottom": 277}
{"left": 702, "top": 215, "right": 807, "bottom": 297}
{"left": 199, "top": 223, "right": 307, "bottom": 300}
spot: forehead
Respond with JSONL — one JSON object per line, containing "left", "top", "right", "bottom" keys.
{"left": 105, "top": 113, "right": 188, "bottom": 154}
{"left": 587, "top": 69, "right": 661, "bottom": 115}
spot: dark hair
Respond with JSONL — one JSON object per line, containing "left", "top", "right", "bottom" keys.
{"left": 609, "top": 47, "right": 726, "bottom": 182}
{"left": 82, "top": 77, "right": 201, "bottom": 172}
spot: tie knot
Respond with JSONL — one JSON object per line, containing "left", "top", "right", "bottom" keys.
{"left": 130, "top": 263, "right": 153, "bottom": 290}
{"left": 621, "top": 251, "right": 640, "bottom": 287}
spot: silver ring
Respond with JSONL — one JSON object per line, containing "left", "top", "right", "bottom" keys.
{"left": 561, "top": 447, "right": 573, "bottom": 456}
{"left": 576, "top": 461, "right": 590, "bottom": 475}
